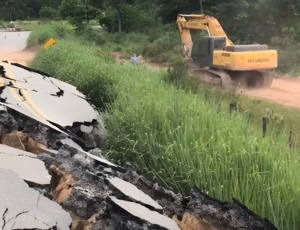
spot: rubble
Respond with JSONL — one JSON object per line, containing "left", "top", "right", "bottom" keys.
{"left": 182, "top": 189, "right": 278, "bottom": 230}
{"left": 37, "top": 143, "right": 278, "bottom": 230}
{"left": 0, "top": 169, "right": 72, "bottom": 230}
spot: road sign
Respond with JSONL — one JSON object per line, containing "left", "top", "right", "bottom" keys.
{"left": 42, "top": 36, "right": 57, "bottom": 50}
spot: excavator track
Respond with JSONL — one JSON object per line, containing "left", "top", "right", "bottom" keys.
{"left": 191, "top": 68, "right": 273, "bottom": 89}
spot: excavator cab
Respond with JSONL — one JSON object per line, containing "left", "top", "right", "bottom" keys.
{"left": 191, "top": 36, "right": 226, "bottom": 67}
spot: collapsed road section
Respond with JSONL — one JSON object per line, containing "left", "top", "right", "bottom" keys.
{"left": 0, "top": 62, "right": 278, "bottom": 230}
{"left": 0, "top": 62, "right": 104, "bottom": 150}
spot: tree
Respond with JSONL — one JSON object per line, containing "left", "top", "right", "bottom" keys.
{"left": 59, "top": 0, "right": 83, "bottom": 19}
{"left": 99, "top": 2, "right": 153, "bottom": 33}
{"left": 59, "top": 0, "right": 97, "bottom": 31}
{"left": 39, "top": 0, "right": 62, "bottom": 9}
{"left": 103, "top": 0, "right": 134, "bottom": 32}
{"left": 39, "top": 6, "right": 57, "bottom": 19}
{"left": 0, "top": 0, "right": 28, "bottom": 20}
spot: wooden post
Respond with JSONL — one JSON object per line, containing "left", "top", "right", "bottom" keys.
{"left": 230, "top": 103, "right": 237, "bottom": 114}
{"left": 262, "top": 117, "right": 267, "bottom": 138}
{"left": 289, "top": 131, "right": 293, "bottom": 149}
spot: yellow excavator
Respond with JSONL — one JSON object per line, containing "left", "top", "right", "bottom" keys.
{"left": 177, "top": 14, "right": 278, "bottom": 88}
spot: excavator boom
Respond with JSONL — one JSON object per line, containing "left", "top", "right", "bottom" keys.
{"left": 177, "top": 14, "right": 233, "bottom": 57}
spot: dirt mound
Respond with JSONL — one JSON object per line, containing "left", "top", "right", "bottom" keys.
{"left": 110, "top": 51, "right": 126, "bottom": 64}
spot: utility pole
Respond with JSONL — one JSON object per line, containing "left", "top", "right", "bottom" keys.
{"left": 85, "top": 0, "right": 87, "bottom": 32}
{"left": 200, "top": 0, "right": 203, "bottom": 14}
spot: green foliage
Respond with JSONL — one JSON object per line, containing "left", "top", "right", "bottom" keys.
{"left": 111, "top": 31, "right": 126, "bottom": 43}
{"left": 270, "top": 27, "right": 300, "bottom": 76}
{"left": 26, "top": 25, "right": 55, "bottom": 47}
{"left": 85, "top": 27, "right": 107, "bottom": 45}
{"left": 59, "top": 0, "right": 97, "bottom": 32}
{"left": 59, "top": 0, "right": 83, "bottom": 19}
{"left": 26, "top": 23, "right": 73, "bottom": 47}
{"left": 39, "top": 6, "right": 57, "bottom": 19}
{"left": 142, "top": 31, "right": 182, "bottom": 63}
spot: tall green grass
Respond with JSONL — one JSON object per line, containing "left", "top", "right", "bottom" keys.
{"left": 106, "top": 66, "right": 300, "bottom": 230}
{"left": 30, "top": 38, "right": 300, "bottom": 229}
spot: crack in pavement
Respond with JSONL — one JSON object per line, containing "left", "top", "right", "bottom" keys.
{"left": 36, "top": 193, "right": 41, "bottom": 208}
{"left": 0, "top": 152, "right": 37, "bottom": 159}
{"left": 2, "top": 208, "right": 8, "bottom": 230}
{"left": 4, "top": 210, "right": 29, "bottom": 230}
{"left": 33, "top": 215, "right": 52, "bottom": 229}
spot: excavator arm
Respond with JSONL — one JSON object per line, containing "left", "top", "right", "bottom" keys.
{"left": 177, "top": 14, "right": 234, "bottom": 57}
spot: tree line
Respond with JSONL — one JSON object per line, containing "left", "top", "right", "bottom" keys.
{"left": 1, "top": 0, "right": 300, "bottom": 43}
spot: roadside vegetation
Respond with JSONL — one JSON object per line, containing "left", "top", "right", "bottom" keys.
{"left": 30, "top": 24, "right": 300, "bottom": 228}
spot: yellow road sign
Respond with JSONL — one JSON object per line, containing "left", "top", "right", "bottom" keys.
{"left": 42, "top": 36, "right": 57, "bottom": 50}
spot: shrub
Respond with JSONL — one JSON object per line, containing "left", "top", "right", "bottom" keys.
{"left": 86, "top": 27, "right": 107, "bottom": 45}
{"left": 142, "top": 31, "right": 182, "bottom": 63}
{"left": 113, "top": 46, "right": 122, "bottom": 52}
{"left": 112, "top": 32, "right": 126, "bottom": 44}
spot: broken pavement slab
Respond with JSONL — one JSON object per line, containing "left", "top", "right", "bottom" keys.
{"left": 109, "top": 196, "right": 180, "bottom": 230}
{"left": 60, "top": 138, "right": 83, "bottom": 150}
{"left": 0, "top": 144, "right": 50, "bottom": 184}
{"left": 109, "top": 177, "right": 163, "bottom": 210}
{"left": 62, "top": 142, "right": 121, "bottom": 169}
{"left": 0, "top": 169, "right": 72, "bottom": 230}
{"left": 0, "top": 62, "right": 101, "bottom": 138}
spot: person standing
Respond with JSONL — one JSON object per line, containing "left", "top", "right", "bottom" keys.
{"left": 131, "top": 54, "right": 138, "bottom": 63}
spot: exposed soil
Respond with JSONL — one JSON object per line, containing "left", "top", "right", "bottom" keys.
{"left": 0, "top": 47, "right": 38, "bottom": 66}
{"left": 243, "top": 75, "right": 300, "bottom": 109}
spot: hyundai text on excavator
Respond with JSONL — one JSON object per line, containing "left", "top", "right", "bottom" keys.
{"left": 177, "top": 14, "right": 278, "bottom": 89}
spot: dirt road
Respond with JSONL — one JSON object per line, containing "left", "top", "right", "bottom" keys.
{"left": 243, "top": 76, "right": 300, "bottom": 109}
{"left": 0, "top": 31, "right": 36, "bottom": 66}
